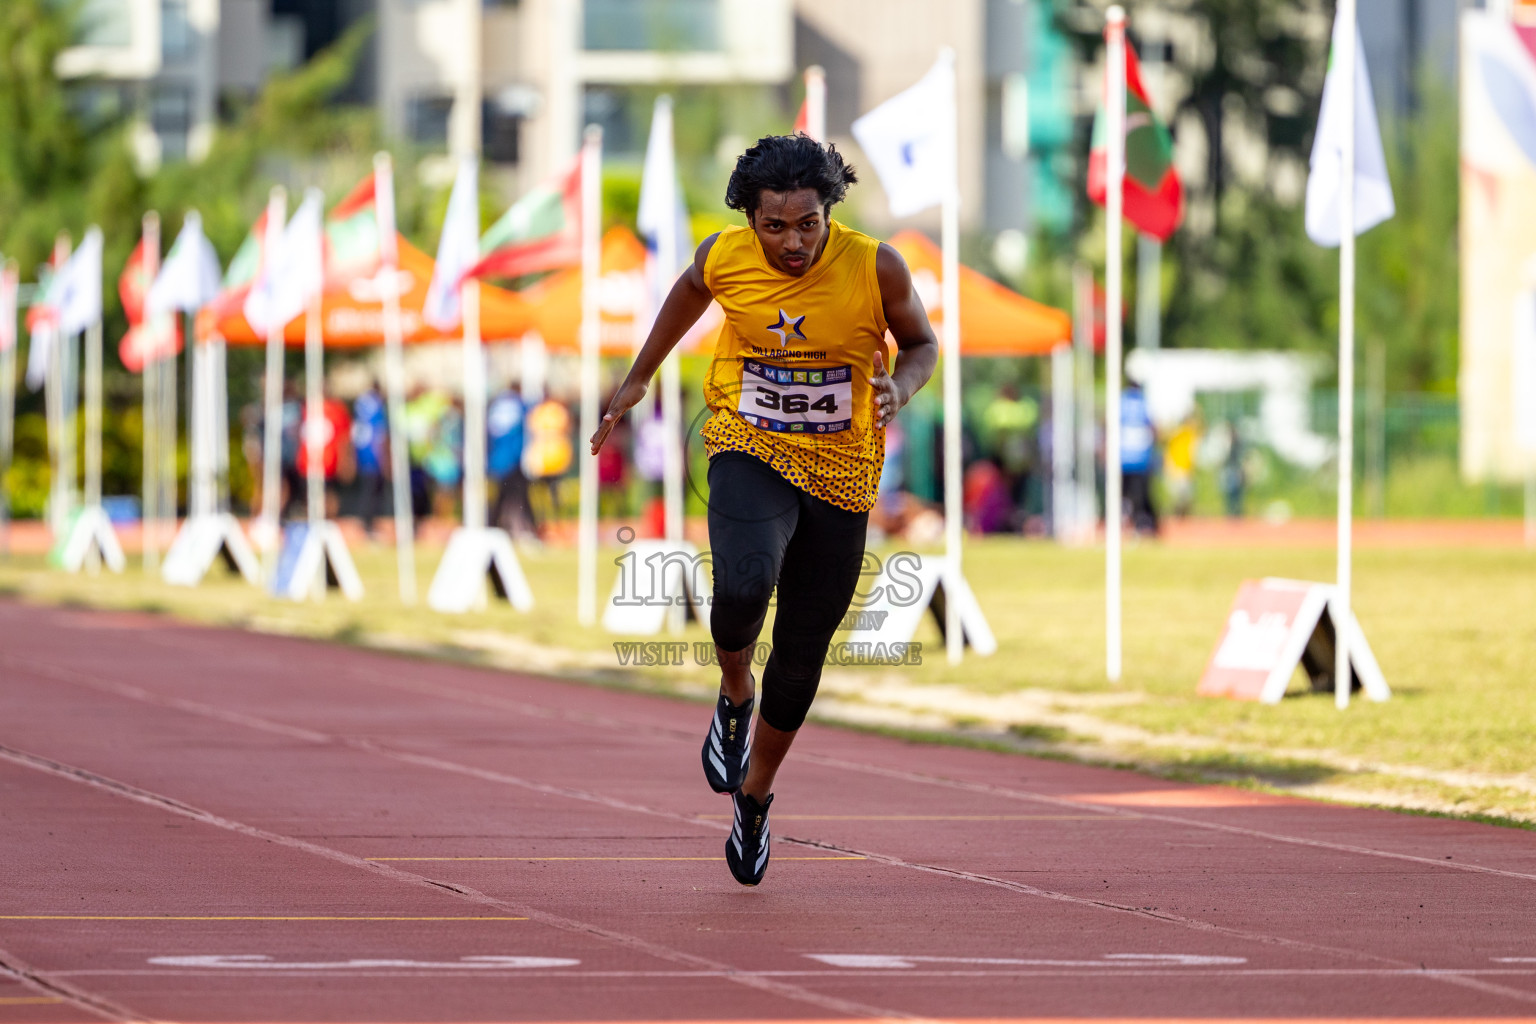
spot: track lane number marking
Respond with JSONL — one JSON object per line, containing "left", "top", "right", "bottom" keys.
{"left": 805, "top": 953, "right": 1247, "bottom": 969}
{"left": 147, "top": 955, "right": 579, "bottom": 970}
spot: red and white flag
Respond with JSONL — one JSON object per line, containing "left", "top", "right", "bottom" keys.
{"left": 794, "top": 66, "right": 826, "bottom": 141}
{"left": 118, "top": 233, "right": 182, "bottom": 372}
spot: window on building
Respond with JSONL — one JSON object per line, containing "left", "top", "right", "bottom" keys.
{"left": 152, "top": 84, "right": 192, "bottom": 162}
{"left": 407, "top": 94, "right": 454, "bottom": 148}
{"left": 582, "top": 87, "right": 638, "bottom": 157}
{"left": 266, "top": 15, "right": 305, "bottom": 74}
{"left": 583, "top": 0, "right": 720, "bottom": 52}
{"left": 68, "top": 83, "right": 132, "bottom": 130}
{"left": 161, "top": 0, "right": 194, "bottom": 63}
{"left": 68, "top": 0, "right": 132, "bottom": 47}
{"left": 482, "top": 100, "right": 521, "bottom": 165}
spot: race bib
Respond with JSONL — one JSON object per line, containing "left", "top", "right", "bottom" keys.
{"left": 736, "top": 360, "right": 853, "bottom": 435}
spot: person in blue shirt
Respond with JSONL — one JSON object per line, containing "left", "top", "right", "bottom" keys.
{"left": 352, "top": 381, "right": 390, "bottom": 538}
{"left": 1120, "top": 377, "right": 1160, "bottom": 536}
{"left": 487, "top": 385, "right": 535, "bottom": 537}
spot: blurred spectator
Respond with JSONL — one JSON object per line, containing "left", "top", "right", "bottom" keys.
{"left": 964, "top": 459, "right": 1012, "bottom": 534}
{"left": 1219, "top": 419, "right": 1246, "bottom": 519}
{"left": 487, "top": 384, "right": 536, "bottom": 538}
{"left": 877, "top": 416, "right": 905, "bottom": 510}
{"left": 1163, "top": 411, "right": 1201, "bottom": 519}
{"left": 240, "top": 400, "right": 264, "bottom": 516}
{"left": 523, "top": 396, "right": 573, "bottom": 529}
{"left": 596, "top": 394, "right": 629, "bottom": 518}
{"left": 351, "top": 380, "right": 389, "bottom": 538}
{"left": 424, "top": 397, "right": 464, "bottom": 520}
{"left": 632, "top": 402, "right": 668, "bottom": 537}
{"left": 404, "top": 387, "right": 448, "bottom": 522}
{"left": 1120, "top": 378, "right": 1159, "bottom": 536}
{"left": 297, "top": 390, "right": 356, "bottom": 520}
{"left": 981, "top": 384, "right": 1038, "bottom": 530}
{"left": 280, "top": 384, "right": 304, "bottom": 520}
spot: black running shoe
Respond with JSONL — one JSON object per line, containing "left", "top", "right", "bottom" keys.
{"left": 701, "top": 691, "right": 752, "bottom": 794}
{"left": 725, "top": 789, "right": 773, "bottom": 886}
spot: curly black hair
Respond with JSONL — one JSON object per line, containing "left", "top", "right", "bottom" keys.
{"left": 724, "top": 134, "right": 858, "bottom": 219}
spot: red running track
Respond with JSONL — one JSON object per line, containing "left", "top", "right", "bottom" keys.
{"left": 2, "top": 600, "right": 1536, "bottom": 1024}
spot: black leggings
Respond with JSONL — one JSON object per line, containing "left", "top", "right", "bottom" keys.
{"left": 707, "top": 452, "right": 869, "bottom": 732}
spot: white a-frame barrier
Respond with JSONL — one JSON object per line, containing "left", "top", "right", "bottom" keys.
{"left": 163, "top": 329, "right": 259, "bottom": 587}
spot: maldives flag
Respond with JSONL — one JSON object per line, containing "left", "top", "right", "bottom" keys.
{"left": 464, "top": 155, "right": 582, "bottom": 281}
{"left": 118, "top": 236, "right": 181, "bottom": 372}
{"left": 1087, "top": 39, "right": 1183, "bottom": 242}
{"left": 325, "top": 173, "right": 385, "bottom": 284}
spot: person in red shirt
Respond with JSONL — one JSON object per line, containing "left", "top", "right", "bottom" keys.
{"left": 297, "top": 394, "right": 356, "bottom": 519}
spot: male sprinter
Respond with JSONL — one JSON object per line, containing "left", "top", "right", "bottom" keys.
{"left": 590, "top": 135, "right": 938, "bottom": 885}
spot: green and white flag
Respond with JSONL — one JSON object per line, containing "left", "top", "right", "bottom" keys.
{"left": 1305, "top": 11, "right": 1395, "bottom": 247}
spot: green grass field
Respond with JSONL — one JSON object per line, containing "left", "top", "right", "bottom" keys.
{"left": 3, "top": 531, "right": 1533, "bottom": 824}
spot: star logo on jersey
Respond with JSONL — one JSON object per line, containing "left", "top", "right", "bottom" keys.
{"left": 765, "top": 309, "right": 807, "bottom": 344}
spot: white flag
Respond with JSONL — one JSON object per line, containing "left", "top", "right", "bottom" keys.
{"left": 424, "top": 157, "right": 480, "bottom": 331}
{"left": 25, "top": 323, "right": 54, "bottom": 391}
{"left": 1304, "top": 13, "right": 1395, "bottom": 247}
{"left": 851, "top": 52, "right": 956, "bottom": 218}
{"left": 147, "top": 211, "right": 222, "bottom": 316}
{"left": 245, "top": 189, "right": 324, "bottom": 334}
{"left": 54, "top": 227, "right": 103, "bottom": 338}
{"left": 638, "top": 96, "right": 693, "bottom": 290}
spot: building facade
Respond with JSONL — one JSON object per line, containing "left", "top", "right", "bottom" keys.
{"left": 61, "top": 0, "right": 1088, "bottom": 240}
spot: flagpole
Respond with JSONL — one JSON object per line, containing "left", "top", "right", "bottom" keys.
{"left": 1051, "top": 339, "right": 1074, "bottom": 541}
{"left": 375, "top": 153, "right": 417, "bottom": 604}
{"left": 0, "top": 263, "right": 18, "bottom": 558}
{"left": 1335, "top": 0, "right": 1358, "bottom": 710}
{"left": 1105, "top": 6, "right": 1127, "bottom": 683}
{"left": 938, "top": 46, "right": 963, "bottom": 666}
{"left": 64, "top": 257, "right": 80, "bottom": 530}
{"left": 259, "top": 187, "right": 287, "bottom": 579}
{"left": 805, "top": 65, "right": 827, "bottom": 142}
{"left": 461, "top": 278, "right": 487, "bottom": 536}
{"left": 190, "top": 317, "right": 208, "bottom": 520}
{"left": 577, "top": 124, "right": 603, "bottom": 626}
{"left": 304, "top": 193, "right": 325, "bottom": 541}
{"left": 47, "top": 233, "right": 71, "bottom": 540}
{"left": 83, "top": 233, "right": 104, "bottom": 574}
{"left": 159, "top": 300, "right": 177, "bottom": 562}
{"left": 214, "top": 327, "right": 229, "bottom": 514}
{"left": 141, "top": 214, "right": 161, "bottom": 570}
{"left": 1073, "top": 261, "right": 1095, "bottom": 543}
{"left": 657, "top": 100, "right": 685, "bottom": 560}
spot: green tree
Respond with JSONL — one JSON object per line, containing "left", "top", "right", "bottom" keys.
{"left": 1357, "top": 83, "right": 1460, "bottom": 394}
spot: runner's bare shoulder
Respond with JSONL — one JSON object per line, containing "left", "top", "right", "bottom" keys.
{"left": 691, "top": 233, "right": 722, "bottom": 287}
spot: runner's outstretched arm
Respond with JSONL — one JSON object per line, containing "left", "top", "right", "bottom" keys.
{"left": 589, "top": 234, "right": 719, "bottom": 454}
{"left": 872, "top": 242, "right": 939, "bottom": 428}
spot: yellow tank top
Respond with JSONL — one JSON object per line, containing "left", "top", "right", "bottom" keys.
{"left": 700, "top": 220, "right": 889, "bottom": 513}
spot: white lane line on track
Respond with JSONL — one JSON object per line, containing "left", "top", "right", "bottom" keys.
{"left": 8, "top": 648, "right": 1536, "bottom": 1010}
{"left": 31, "top": 637, "right": 1536, "bottom": 889}
{"left": 47, "top": 967, "right": 1536, "bottom": 980}
{"left": 0, "top": 742, "right": 912, "bottom": 1022}
{"left": 797, "top": 752, "right": 1536, "bottom": 885}
{"left": 0, "top": 947, "right": 152, "bottom": 1024}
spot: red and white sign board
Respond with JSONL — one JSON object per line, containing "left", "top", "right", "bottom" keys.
{"left": 1198, "top": 578, "right": 1389, "bottom": 704}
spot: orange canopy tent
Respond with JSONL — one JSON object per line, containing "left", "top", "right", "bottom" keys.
{"left": 518, "top": 226, "right": 722, "bottom": 355}
{"left": 888, "top": 230, "right": 1070, "bottom": 355}
{"left": 196, "top": 236, "right": 536, "bottom": 347}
